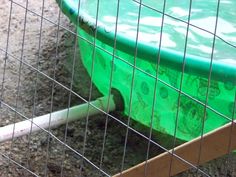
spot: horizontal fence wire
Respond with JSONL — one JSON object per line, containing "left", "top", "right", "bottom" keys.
{"left": 133, "top": 0, "right": 236, "bottom": 50}
{"left": 8, "top": 1, "right": 234, "bottom": 123}
{"left": 0, "top": 100, "right": 110, "bottom": 176}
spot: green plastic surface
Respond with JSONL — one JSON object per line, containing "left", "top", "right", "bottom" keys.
{"left": 57, "top": 0, "right": 236, "bottom": 141}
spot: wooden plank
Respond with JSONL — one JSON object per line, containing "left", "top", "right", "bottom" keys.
{"left": 113, "top": 121, "right": 236, "bottom": 177}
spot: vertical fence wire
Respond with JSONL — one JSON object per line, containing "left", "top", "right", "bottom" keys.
{"left": 26, "top": 0, "right": 46, "bottom": 172}
{"left": 196, "top": 0, "right": 221, "bottom": 174}
{"left": 44, "top": 2, "right": 62, "bottom": 176}
{"left": 78, "top": 0, "right": 103, "bottom": 176}
{"left": 120, "top": 0, "right": 143, "bottom": 173}
{"left": 168, "top": 0, "right": 195, "bottom": 176}
{"left": 144, "top": 0, "right": 166, "bottom": 176}
{"left": 9, "top": 0, "right": 29, "bottom": 173}
{"left": 0, "top": 0, "right": 13, "bottom": 105}
{"left": 59, "top": 0, "right": 81, "bottom": 176}
{"left": 99, "top": 0, "right": 121, "bottom": 172}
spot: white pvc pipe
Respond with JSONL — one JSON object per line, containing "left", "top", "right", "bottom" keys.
{"left": 0, "top": 95, "right": 116, "bottom": 143}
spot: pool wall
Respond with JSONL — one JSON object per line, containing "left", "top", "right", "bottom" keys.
{"left": 57, "top": 0, "right": 236, "bottom": 141}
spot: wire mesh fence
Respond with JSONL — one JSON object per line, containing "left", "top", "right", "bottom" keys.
{"left": 0, "top": 0, "right": 235, "bottom": 176}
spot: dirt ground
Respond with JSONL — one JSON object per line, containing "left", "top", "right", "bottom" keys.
{"left": 0, "top": 0, "right": 235, "bottom": 177}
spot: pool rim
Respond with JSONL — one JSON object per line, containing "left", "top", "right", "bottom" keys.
{"left": 58, "top": 0, "right": 236, "bottom": 85}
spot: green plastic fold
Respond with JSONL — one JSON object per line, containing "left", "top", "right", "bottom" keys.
{"left": 57, "top": 0, "right": 236, "bottom": 141}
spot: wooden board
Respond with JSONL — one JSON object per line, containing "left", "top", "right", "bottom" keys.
{"left": 113, "top": 121, "right": 236, "bottom": 177}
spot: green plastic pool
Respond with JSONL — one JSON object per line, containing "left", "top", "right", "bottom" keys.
{"left": 57, "top": 0, "right": 236, "bottom": 141}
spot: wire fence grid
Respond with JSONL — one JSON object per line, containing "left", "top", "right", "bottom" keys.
{"left": 0, "top": 0, "right": 235, "bottom": 177}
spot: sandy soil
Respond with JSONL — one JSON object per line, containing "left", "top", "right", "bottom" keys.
{"left": 0, "top": 0, "right": 235, "bottom": 177}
